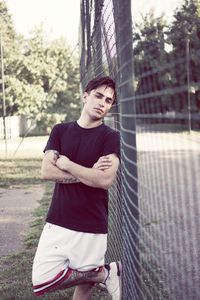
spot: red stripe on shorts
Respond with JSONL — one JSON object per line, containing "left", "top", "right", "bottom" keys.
{"left": 33, "top": 268, "right": 72, "bottom": 296}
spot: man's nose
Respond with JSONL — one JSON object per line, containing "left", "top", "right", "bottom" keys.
{"left": 99, "top": 99, "right": 105, "bottom": 107}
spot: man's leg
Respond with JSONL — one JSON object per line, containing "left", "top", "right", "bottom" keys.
{"left": 70, "top": 262, "right": 122, "bottom": 300}
{"left": 33, "top": 265, "right": 108, "bottom": 296}
{"left": 33, "top": 225, "right": 121, "bottom": 298}
{"left": 52, "top": 266, "right": 107, "bottom": 289}
{"left": 72, "top": 284, "right": 94, "bottom": 300}
{"left": 33, "top": 260, "right": 121, "bottom": 299}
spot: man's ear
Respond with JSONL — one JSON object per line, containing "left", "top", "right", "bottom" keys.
{"left": 83, "top": 92, "right": 88, "bottom": 104}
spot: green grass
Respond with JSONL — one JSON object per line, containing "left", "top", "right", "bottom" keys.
{"left": 0, "top": 158, "right": 42, "bottom": 187}
{"left": 0, "top": 157, "right": 109, "bottom": 300}
{"left": 0, "top": 181, "right": 75, "bottom": 300}
{"left": 0, "top": 135, "right": 47, "bottom": 187}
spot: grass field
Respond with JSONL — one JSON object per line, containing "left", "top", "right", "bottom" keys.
{"left": 0, "top": 137, "right": 109, "bottom": 300}
{"left": 0, "top": 181, "right": 76, "bottom": 300}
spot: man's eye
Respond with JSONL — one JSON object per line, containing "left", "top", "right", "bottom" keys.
{"left": 106, "top": 99, "right": 112, "bottom": 104}
{"left": 96, "top": 94, "right": 102, "bottom": 98}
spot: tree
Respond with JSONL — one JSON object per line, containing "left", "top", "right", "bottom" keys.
{"left": 0, "top": 0, "right": 23, "bottom": 116}
{"left": 133, "top": 10, "right": 169, "bottom": 115}
{"left": 168, "top": 0, "right": 200, "bottom": 119}
{"left": 43, "top": 39, "right": 80, "bottom": 121}
{"left": 13, "top": 28, "right": 80, "bottom": 123}
{"left": 0, "top": 0, "right": 80, "bottom": 132}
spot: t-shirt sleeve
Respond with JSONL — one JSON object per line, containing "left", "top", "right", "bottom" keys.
{"left": 43, "top": 124, "right": 61, "bottom": 153}
{"left": 102, "top": 131, "right": 120, "bottom": 158}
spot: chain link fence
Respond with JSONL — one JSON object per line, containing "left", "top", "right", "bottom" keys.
{"left": 80, "top": 0, "right": 200, "bottom": 299}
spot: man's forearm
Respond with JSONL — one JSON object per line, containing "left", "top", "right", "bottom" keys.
{"left": 60, "top": 160, "right": 109, "bottom": 189}
{"left": 41, "top": 161, "right": 79, "bottom": 184}
{"left": 55, "top": 154, "right": 119, "bottom": 189}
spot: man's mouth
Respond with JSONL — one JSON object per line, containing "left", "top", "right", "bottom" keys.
{"left": 94, "top": 108, "right": 103, "bottom": 113}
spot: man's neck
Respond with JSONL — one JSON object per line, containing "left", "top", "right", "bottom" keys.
{"left": 77, "top": 116, "right": 103, "bottom": 129}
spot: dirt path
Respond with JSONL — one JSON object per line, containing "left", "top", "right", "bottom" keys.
{"left": 0, "top": 185, "right": 45, "bottom": 256}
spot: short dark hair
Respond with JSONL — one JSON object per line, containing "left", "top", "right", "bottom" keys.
{"left": 84, "top": 76, "right": 117, "bottom": 103}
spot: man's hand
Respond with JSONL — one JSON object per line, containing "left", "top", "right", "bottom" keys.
{"left": 56, "top": 155, "right": 71, "bottom": 171}
{"left": 93, "top": 155, "right": 113, "bottom": 171}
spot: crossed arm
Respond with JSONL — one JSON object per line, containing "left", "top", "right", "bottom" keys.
{"left": 41, "top": 150, "right": 119, "bottom": 190}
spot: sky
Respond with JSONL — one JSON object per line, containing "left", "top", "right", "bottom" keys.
{"left": 6, "top": 0, "right": 81, "bottom": 46}
{"left": 5, "top": 0, "right": 183, "bottom": 46}
{"left": 132, "top": 0, "right": 183, "bottom": 24}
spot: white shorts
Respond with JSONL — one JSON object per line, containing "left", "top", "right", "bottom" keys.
{"left": 32, "top": 223, "right": 107, "bottom": 286}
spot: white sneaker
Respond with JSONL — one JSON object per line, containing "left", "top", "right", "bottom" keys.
{"left": 105, "top": 261, "right": 122, "bottom": 300}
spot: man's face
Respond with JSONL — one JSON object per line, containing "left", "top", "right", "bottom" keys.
{"left": 83, "top": 85, "right": 115, "bottom": 121}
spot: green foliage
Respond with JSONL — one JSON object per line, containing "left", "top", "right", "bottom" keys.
{"left": 0, "top": 0, "right": 15, "bottom": 39}
{"left": 0, "top": 158, "right": 42, "bottom": 187}
{"left": 134, "top": 1, "right": 200, "bottom": 123}
{"left": 0, "top": 1, "right": 25, "bottom": 116}
{"left": 168, "top": 0, "right": 200, "bottom": 114}
{"left": 36, "top": 112, "right": 66, "bottom": 134}
{"left": 0, "top": 2, "right": 80, "bottom": 131}
{"left": 134, "top": 10, "right": 169, "bottom": 114}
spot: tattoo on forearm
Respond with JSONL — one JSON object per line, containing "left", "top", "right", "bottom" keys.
{"left": 56, "top": 178, "right": 80, "bottom": 184}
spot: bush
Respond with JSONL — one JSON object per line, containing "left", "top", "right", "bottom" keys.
{"left": 32, "top": 113, "right": 66, "bottom": 135}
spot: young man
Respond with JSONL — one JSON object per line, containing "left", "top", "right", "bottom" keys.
{"left": 32, "top": 76, "right": 121, "bottom": 300}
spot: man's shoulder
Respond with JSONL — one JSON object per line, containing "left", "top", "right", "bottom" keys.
{"left": 102, "top": 124, "right": 120, "bottom": 137}
{"left": 53, "top": 121, "right": 75, "bottom": 131}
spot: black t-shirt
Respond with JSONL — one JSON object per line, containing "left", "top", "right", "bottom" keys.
{"left": 44, "top": 121, "right": 120, "bottom": 234}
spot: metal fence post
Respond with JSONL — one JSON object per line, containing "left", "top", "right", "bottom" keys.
{"left": 93, "top": 0, "right": 104, "bottom": 76}
{"left": 113, "top": 0, "right": 140, "bottom": 299}
{"left": 80, "top": 0, "right": 86, "bottom": 87}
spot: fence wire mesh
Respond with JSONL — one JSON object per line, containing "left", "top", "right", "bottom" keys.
{"left": 80, "top": 0, "right": 200, "bottom": 299}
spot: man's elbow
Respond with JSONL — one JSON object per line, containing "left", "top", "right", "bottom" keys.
{"left": 99, "top": 177, "right": 114, "bottom": 190}
{"left": 41, "top": 165, "right": 50, "bottom": 180}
